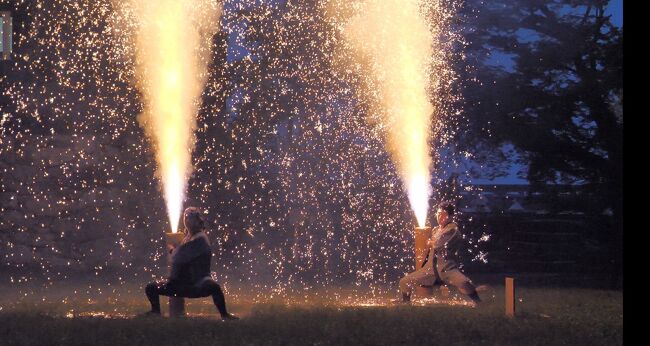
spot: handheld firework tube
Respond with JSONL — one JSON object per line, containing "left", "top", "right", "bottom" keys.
{"left": 165, "top": 232, "right": 186, "bottom": 317}
{"left": 414, "top": 227, "right": 434, "bottom": 297}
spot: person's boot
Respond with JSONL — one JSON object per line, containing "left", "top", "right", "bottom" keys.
{"left": 146, "top": 300, "right": 162, "bottom": 316}
{"left": 221, "top": 312, "right": 240, "bottom": 321}
{"left": 467, "top": 291, "right": 481, "bottom": 306}
{"left": 137, "top": 309, "right": 161, "bottom": 318}
{"left": 391, "top": 292, "right": 411, "bottom": 305}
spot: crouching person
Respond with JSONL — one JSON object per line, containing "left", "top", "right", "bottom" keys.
{"left": 398, "top": 202, "right": 481, "bottom": 305}
{"left": 144, "top": 207, "right": 238, "bottom": 320}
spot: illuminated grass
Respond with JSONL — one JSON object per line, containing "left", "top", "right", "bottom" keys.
{"left": 0, "top": 286, "right": 622, "bottom": 345}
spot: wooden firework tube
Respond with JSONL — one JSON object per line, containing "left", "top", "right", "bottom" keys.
{"left": 414, "top": 227, "right": 434, "bottom": 297}
{"left": 166, "top": 232, "right": 186, "bottom": 317}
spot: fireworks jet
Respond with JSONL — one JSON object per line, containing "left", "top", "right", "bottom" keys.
{"left": 131, "top": 0, "right": 221, "bottom": 232}
{"left": 341, "top": 0, "right": 435, "bottom": 227}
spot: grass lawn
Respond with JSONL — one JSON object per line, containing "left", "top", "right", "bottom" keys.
{"left": 0, "top": 284, "right": 622, "bottom": 345}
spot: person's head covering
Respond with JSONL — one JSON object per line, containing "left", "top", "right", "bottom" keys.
{"left": 437, "top": 201, "right": 456, "bottom": 216}
{"left": 183, "top": 207, "right": 205, "bottom": 234}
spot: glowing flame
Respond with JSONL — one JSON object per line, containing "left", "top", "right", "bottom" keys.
{"left": 408, "top": 174, "right": 431, "bottom": 228}
{"left": 343, "top": 0, "right": 434, "bottom": 227}
{"left": 131, "top": 0, "right": 221, "bottom": 232}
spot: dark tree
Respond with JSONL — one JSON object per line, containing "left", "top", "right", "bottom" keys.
{"left": 458, "top": 0, "right": 622, "bottom": 286}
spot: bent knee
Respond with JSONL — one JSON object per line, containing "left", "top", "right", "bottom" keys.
{"left": 399, "top": 276, "right": 413, "bottom": 288}
{"left": 201, "top": 278, "right": 221, "bottom": 290}
{"left": 456, "top": 281, "right": 476, "bottom": 295}
{"left": 145, "top": 282, "right": 157, "bottom": 294}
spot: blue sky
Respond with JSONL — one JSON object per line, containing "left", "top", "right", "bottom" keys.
{"left": 608, "top": 0, "right": 623, "bottom": 27}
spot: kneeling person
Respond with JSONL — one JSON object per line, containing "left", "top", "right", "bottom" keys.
{"left": 144, "top": 207, "right": 238, "bottom": 320}
{"left": 398, "top": 202, "right": 481, "bottom": 304}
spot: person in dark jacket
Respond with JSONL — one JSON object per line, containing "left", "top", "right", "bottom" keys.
{"left": 398, "top": 202, "right": 481, "bottom": 305}
{"left": 144, "top": 207, "right": 238, "bottom": 320}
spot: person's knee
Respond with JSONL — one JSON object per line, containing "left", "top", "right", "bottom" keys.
{"left": 399, "top": 276, "right": 412, "bottom": 290}
{"left": 202, "top": 279, "right": 223, "bottom": 294}
{"left": 212, "top": 282, "right": 224, "bottom": 295}
{"left": 145, "top": 282, "right": 157, "bottom": 295}
{"left": 457, "top": 281, "right": 476, "bottom": 295}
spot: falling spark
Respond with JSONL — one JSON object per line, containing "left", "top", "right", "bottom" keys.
{"left": 1, "top": 0, "right": 472, "bottom": 302}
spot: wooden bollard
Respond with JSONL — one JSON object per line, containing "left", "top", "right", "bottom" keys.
{"left": 166, "top": 232, "right": 186, "bottom": 318}
{"left": 414, "top": 227, "right": 434, "bottom": 297}
{"left": 505, "top": 277, "right": 515, "bottom": 317}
